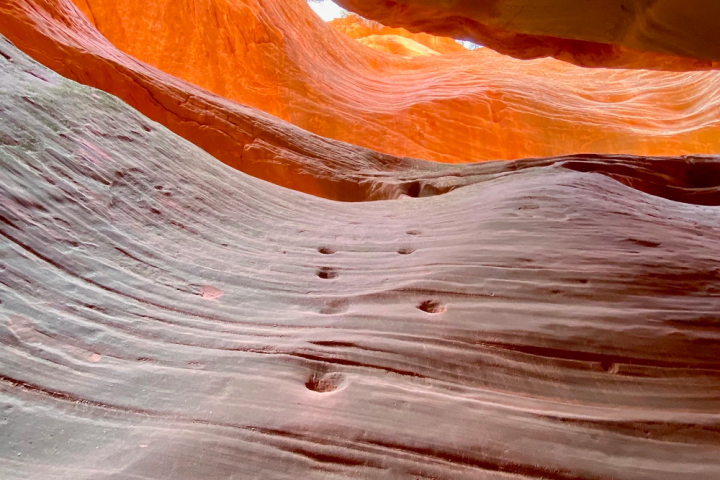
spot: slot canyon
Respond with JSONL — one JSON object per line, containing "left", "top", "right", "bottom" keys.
{"left": 0, "top": 0, "right": 719, "bottom": 479}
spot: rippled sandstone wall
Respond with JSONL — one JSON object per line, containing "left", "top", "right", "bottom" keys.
{"left": 8, "top": 0, "right": 712, "bottom": 163}
{"left": 16, "top": 0, "right": 700, "bottom": 203}
{"left": 0, "top": 0, "right": 440, "bottom": 200}
{"left": 2, "top": 36, "right": 720, "bottom": 479}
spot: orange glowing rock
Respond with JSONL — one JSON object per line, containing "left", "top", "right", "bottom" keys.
{"left": 329, "top": 13, "right": 467, "bottom": 55}
{"left": 5, "top": 0, "right": 718, "bottom": 205}
{"left": 335, "top": 0, "right": 720, "bottom": 70}
{"left": 357, "top": 34, "right": 440, "bottom": 57}
{"left": 20, "top": 0, "right": 715, "bottom": 164}
{"left": 0, "top": 0, "right": 436, "bottom": 200}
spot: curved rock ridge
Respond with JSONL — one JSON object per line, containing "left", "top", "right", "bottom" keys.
{"left": 335, "top": 0, "right": 720, "bottom": 70}
{"left": 0, "top": 0, "right": 428, "bottom": 201}
{"left": 2, "top": 0, "right": 718, "bottom": 165}
{"left": 329, "top": 13, "right": 468, "bottom": 55}
{"left": 3, "top": 36, "right": 720, "bottom": 480}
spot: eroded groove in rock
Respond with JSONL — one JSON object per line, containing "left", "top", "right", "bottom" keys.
{"left": 1, "top": 0, "right": 719, "bottom": 167}
{"left": 2, "top": 37, "right": 720, "bottom": 480}
{"left": 335, "top": 0, "right": 720, "bottom": 70}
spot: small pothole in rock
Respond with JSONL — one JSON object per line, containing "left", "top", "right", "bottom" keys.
{"left": 417, "top": 300, "right": 445, "bottom": 314}
{"left": 318, "top": 247, "right": 336, "bottom": 255}
{"left": 397, "top": 247, "right": 415, "bottom": 255}
{"left": 305, "top": 372, "right": 346, "bottom": 393}
{"left": 317, "top": 267, "right": 339, "bottom": 280}
{"left": 320, "top": 298, "right": 349, "bottom": 315}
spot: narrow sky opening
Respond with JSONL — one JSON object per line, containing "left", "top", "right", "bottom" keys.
{"left": 308, "top": 0, "right": 346, "bottom": 21}
{"left": 306, "top": 0, "right": 482, "bottom": 49}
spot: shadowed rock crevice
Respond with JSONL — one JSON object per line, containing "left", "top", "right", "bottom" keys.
{"left": 334, "top": 0, "right": 720, "bottom": 69}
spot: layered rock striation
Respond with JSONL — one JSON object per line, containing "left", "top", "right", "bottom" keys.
{"left": 3, "top": 37, "right": 720, "bottom": 479}
{"left": 2, "top": 0, "right": 718, "bottom": 165}
{"left": 2, "top": 0, "right": 720, "bottom": 478}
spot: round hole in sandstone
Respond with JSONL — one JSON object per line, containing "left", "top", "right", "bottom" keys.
{"left": 317, "top": 267, "right": 338, "bottom": 279}
{"left": 405, "top": 181, "right": 421, "bottom": 198}
{"left": 417, "top": 300, "right": 445, "bottom": 314}
{"left": 318, "top": 247, "right": 336, "bottom": 255}
{"left": 320, "top": 298, "right": 349, "bottom": 315}
{"left": 305, "top": 372, "right": 345, "bottom": 393}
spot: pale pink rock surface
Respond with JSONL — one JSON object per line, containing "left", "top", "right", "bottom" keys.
{"left": 2, "top": 37, "right": 720, "bottom": 479}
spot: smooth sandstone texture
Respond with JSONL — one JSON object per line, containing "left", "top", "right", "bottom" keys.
{"left": 3, "top": 37, "right": 720, "bottom": 480}
{"left": 4, "top": 0, "right": 713, "bottom": 164}
{"left": 7, "top": 0, "right": 718, "bottom": 203}
{"left": 335, "top": 0, "right": 720, "bottom": 69}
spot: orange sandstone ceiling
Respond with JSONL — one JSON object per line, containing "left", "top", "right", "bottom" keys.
{"left": 50, "top": 0, "right": 720, "bottom": 163}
